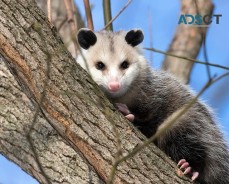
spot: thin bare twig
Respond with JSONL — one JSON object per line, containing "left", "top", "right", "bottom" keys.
{"left": 103, "top": 0, "right": 113, "bottom": 31}
{"left": 56, "top": 16, "right": 68, "bottom": 32}
{"left": 145, "top": 47, "right": 229, "bottom": 70}
{"left": 108, "top": 71, "right": 229, "bottom": 182}
{"left": 47, "top": 0, "right": 52, "bottom": 22}
{"left": 102, "top": 0, "right": 132, "bottom": 31}
{"left": 64, "top": 0, "right": 80, "bottom": 55}
{"left": 72, "top": 0, "right": 80, "bottom": 29}
{"left": 202, "top": 34, "right": 212, "bottom": 78}
{"left": 83, "top": 0, "right": 94, "bottom": 30}
{"left": 148, "top": 8, "right": 153, "bottom": 65}
{"left": 106, "top": 113, "right": 123, "bottom": 184}
{"left": 194, "top": 0, "right": 212, "bottom": 80}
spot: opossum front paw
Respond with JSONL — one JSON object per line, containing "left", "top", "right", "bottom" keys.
{"left": 115, "top": 103, "right": 135, "bottom": 122}
{"left": 177, "top": 159, "right": 199, "bottom": 181}
{"left": 125, "top": 114, "right": 135, "bottom": 122}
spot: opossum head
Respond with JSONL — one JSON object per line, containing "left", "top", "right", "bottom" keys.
{"left": 77, "top": 28, "right": 146, "bottom": 98}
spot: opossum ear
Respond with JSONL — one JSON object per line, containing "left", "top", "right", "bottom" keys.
{"left": 125, "top": 29, "right": 144, "bottom": 47}
{"left": 77, "top": 28, "right": 97, "bottom": 49}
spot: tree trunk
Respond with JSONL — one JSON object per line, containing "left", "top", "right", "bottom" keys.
{"left": 162, "top": 0, "right": 213, "bottom": 84}
{"left": 0, "top": 0, "right": 193, "bottom": 183}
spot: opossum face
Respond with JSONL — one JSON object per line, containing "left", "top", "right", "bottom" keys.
{"left": 77, "top": 28, "right": 145, "bottom": 98}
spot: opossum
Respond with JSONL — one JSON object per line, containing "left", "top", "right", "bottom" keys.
{"left": 76, "top": 28, "right": 229, "bottom": 184}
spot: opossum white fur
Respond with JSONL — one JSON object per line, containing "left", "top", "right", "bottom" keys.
{"left": 76, "top": 28, "right": 229, "bottom": 184}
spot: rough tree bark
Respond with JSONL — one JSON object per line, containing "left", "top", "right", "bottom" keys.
{"left": 0, "top": 0, "right": 193, "bottom": 183}
{"left": 162, "top": 0, "right": 213, "bottom": 84}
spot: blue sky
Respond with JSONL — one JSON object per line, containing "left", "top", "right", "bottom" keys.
{"left": 1, "top": 1, "right": 228, "bottom": 183}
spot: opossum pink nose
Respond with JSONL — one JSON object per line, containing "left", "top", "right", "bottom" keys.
{"left": 108, "top": 82, "right": 120, "bottom": 92}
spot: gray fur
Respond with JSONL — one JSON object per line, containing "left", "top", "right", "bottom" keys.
{"left": 77, "top": 29, "right": 229, "bottom": 184}
{"left": 115, "top": 67, "right": 229, "bottom": 184}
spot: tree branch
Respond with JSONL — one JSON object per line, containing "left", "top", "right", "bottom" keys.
{"left": 83, "top": 0, "right": 94, "bottom": 30}
{"left": 162, "top": 0, "right": 214, "bottom": 84}
{"left": 145, "top": 48, "right": 229, "bottom": 71}
{"left": 102, "top": 0, "right": 132, "bottom": 31}
{"left": 103, "top": 0, "right": 113, "bottom": 31}
{"left": 0, "top": 0, "right": 192, "bottom": 183}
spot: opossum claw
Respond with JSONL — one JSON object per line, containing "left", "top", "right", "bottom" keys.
{"left": 116, "top": 103, "right": 135, "bottom": 122}
{"left": 177, "top": 159, "right": 199, "bottom": 181}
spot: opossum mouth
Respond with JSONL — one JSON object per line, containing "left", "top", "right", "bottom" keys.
{"left": 98, "top": 85, "right": 125, "bottom": 99}
{"left": 103, "top": 88, "right": 124, "bottom": 98}
{"left": 107, "top": 90, "right": 121, "bottom": 96}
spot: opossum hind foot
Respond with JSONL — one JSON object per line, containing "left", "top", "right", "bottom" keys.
{"left": 177, "top": 159, "right": 199, "bottom": 181}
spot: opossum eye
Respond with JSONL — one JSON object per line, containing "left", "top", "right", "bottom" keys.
{"left": 96, "top": 61, "right": 105, "bottom": 70}
{"left": 120, "top": 60, "right": 129, "bottom": 69}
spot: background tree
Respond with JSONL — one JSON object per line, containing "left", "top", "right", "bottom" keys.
{"left": 0, "top": 0, "right": 228, "bottom": 183}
